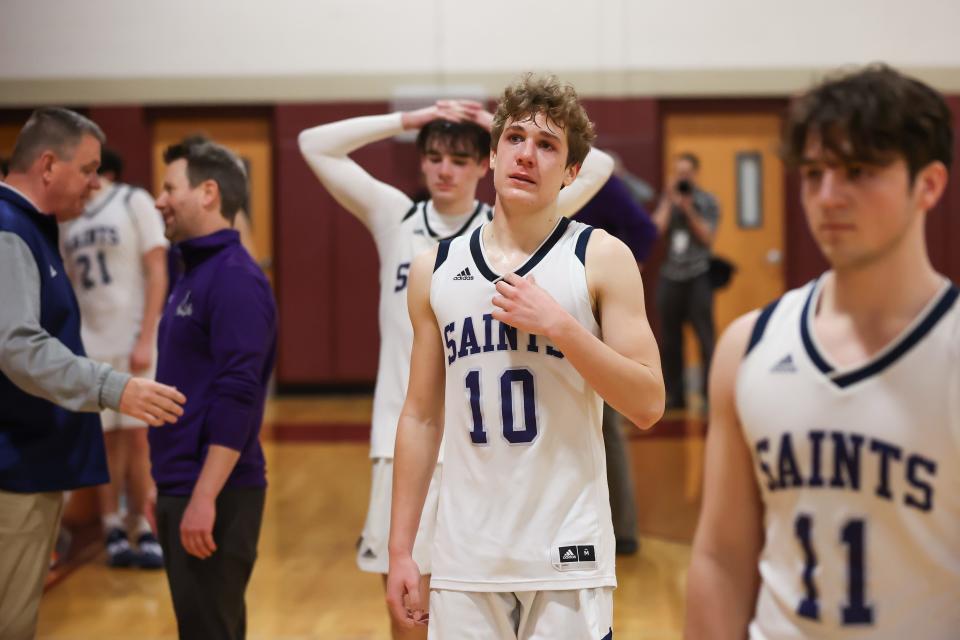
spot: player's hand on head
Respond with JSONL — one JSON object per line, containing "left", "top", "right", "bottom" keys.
{"left": 118, "top": 378, "right": 186, "bottom": 427}
{"left": 385, "top": 555, "right": 426, "bottom": 628}
{"left": 403, "top": 104, "right": 450, "bottom": 130}
{"left": 492, "top": 273, "right": 569, "bottom": 338}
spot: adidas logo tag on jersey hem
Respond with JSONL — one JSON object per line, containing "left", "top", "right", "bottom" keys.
{"left": 554, "top": 544, "right": 598, "bottom": 571}
{"left": 771, "top": 354, "right": 797, "bottom": 373}
{"left": 452, "top": 267, "right": 474, "bottom": 281}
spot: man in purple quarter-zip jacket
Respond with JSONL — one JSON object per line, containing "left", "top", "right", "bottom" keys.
{"left": 0, "top": 108, "right": 186, "bottom": 640}
{"left": 152, "top": 139, "right": 277, "bottom": 640}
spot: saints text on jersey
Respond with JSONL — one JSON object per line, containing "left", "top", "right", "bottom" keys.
{"left": 442, "top": 313, "right": 564, "bottom": 365}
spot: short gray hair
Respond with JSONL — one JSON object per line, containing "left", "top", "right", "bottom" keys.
{"left": 9, "top": 107, "right": 105, "bottom": 173}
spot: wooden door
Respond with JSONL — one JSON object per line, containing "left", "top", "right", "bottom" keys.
{"left": 0, "top": 124, "right": 20, "bottom": 165}
{"left": 151, "top": 118, "right": 273, "bottom": 283}
{"left": 663, "top": 113, "right": 786, "bottom": 343}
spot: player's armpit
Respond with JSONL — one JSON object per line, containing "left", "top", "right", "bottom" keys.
{"left": 685, "top": 311, "right": 764, "bottom": 640}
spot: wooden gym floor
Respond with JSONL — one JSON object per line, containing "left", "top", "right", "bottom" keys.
{"left": 36, "top": 396, "right": 705, "bottom": 639}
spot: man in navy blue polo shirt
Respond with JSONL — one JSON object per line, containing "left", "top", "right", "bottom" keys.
{"left": 152, "top": 139, "right": 276, "bottom": 640}
{"left": 0, "top": 107, "right": 186, "bottom": 640}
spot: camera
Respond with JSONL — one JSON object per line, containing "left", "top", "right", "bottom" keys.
{"left": 676, "top": 179, "right": 693, "bottom": 195}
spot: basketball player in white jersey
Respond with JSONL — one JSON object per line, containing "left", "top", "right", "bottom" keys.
{"left": 299, "top": 99, "right": 612, "bottom": 637}
{"left": 387, "top": 75, "right": 664, "bottom": 638}
{"left": 60, "top": 148, "right": 169, "bottom": 568}
{"left": 686, "top": 65, "right": 958, "bottom": 639}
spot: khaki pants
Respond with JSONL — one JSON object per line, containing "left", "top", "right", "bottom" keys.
{"left": 0, "top": 490, "right": 64, "bottom": 640}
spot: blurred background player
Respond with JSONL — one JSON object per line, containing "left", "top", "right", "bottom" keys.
{"left": 60, "top": 147, "right": 169, "bottom": 569}
{"left": 686, "top": 65, "right": 959, "bottom": 638}
{"left": 573, "top": 161, "right": 659, "bottom": 555}
{"left": 298, "top": 98, "right": 613, "bottom": 639}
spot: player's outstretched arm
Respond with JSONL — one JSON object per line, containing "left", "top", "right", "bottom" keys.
{"left": 297, "top": 113, "right": 415, "bottom": 235}
{"left": 493, "top": 231, "right": 663, "bottom": 428}
{"left": 556, "top": 147, "right": 614, "bottom": 218}
{"left": 386, "top": 247, "right": 446, "bottom": 629}
{"left": 685, "top": 311, "right": 764, "bottom": 639}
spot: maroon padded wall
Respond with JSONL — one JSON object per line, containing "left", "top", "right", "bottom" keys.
{"left": 6, "top": 91, "right": 956, "bottom": 389}
{"left": 274, "top": 102, "right": 430, "bottom": 386}
{"left": 87, "top": 107, "right": 153, "bottom": 190}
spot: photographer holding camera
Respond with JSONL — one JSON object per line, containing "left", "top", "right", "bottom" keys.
{"left": 652, "top": 152, "right": 719, "bottom": 412}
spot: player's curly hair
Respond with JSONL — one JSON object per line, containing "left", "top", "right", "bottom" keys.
{"left": 491, "top": 74, "right": 596, "bottom": 168}
{"left": 783, "top": 64, "right": 953, "bottom": 182}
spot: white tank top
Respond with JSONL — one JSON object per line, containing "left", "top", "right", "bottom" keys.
{"left": 428, "top": 218, "right": 616, "bottom": 591}
{"left": 737, "top": 277, "right": 960, "bottom": 639}
{"left": 60, "top": 183, "right": 168, "bottom": 358}
{"left": 370, "top": 200, "right": 491, "bottom": 459}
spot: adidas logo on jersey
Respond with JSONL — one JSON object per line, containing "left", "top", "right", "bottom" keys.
{"left": 557, "top": 544, "right": 597, "bottom": 565}
{"left": 771, "top": 354, "right": 797, "bottom": 373}
{"left": 453, "top": 267, "right": 474, "bottom": 281}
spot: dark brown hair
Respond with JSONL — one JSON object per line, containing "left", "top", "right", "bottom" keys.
{"left": 783, "top": 64, "right": 953, "bottom": 182}
{"left": 416, "top": 120, "right": 490, "bottom": 162}
{"left": 491, "top": 74, "right": 596, "bottom": 168}
{"left": 163, "top": 139, "right": 248, "bottom": 223}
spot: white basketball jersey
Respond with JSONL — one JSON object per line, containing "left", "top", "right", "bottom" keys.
{"left": 429, "top": 219, "right": 616, "bottom": 592}
{"left": 61, "top": 183, "right": 168, "bottom": 358}
{"left": 737, "top": 277, "right": 960, "bottom": 639}
{"left": 369, "top": 200, "right": 491, "bottom": 459}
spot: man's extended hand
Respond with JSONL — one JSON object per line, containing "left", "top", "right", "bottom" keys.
{"left": 118, "top": 378, "right": 185, "bottom": 426}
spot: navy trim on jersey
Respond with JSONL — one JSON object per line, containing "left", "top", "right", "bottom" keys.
{"left": 423, "top": 200, "right": 485, "bottom": 241}
{"left": 601, "top": 628, "right": 613, "bottom": 640}
{"left": 469, "top": 217, "right": 571, "bottom": 282}
{"left": 801, "top": 280, "right": 959, "bottom": 388}
{"left": 402, "top": 202, "right": 421, "bottom": 222}
{"left": 574, "top": 225, "right": 594, "bottom": 265}
{"left": 434, "top": 238, "right": 453, "bottom": 272}
{"left": 799, "top": 279, "right": 834, "bottom": 375}
{"left": 83, "top": 184, "right": 122, "bottom": 218}
{"left": 746, "top": 298, "right": 782, "bottom": 356}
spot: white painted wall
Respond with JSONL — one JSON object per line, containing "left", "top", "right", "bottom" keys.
{"left": 1, "top": 0, "right": 958, "bottom": 102}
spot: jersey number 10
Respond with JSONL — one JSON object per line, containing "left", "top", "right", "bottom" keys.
{"left": 464, "top": 368, "right": 538, "bottom": 445}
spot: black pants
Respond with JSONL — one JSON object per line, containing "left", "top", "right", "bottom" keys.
{"left": 156, "top": 488, "right": 265, "bottom": 640}
{"left": 656, "top": 273, "right": 715, "bottom": 407}
{"left": 602, "top": 404, "right": 637, "bottom": 542}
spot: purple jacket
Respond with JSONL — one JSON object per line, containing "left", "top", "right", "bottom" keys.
{"left": 572, "top": 175, "right": 658, "bottom": 264}
{"left": 150, "top": 229, "right": 276, "bottom": 496}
